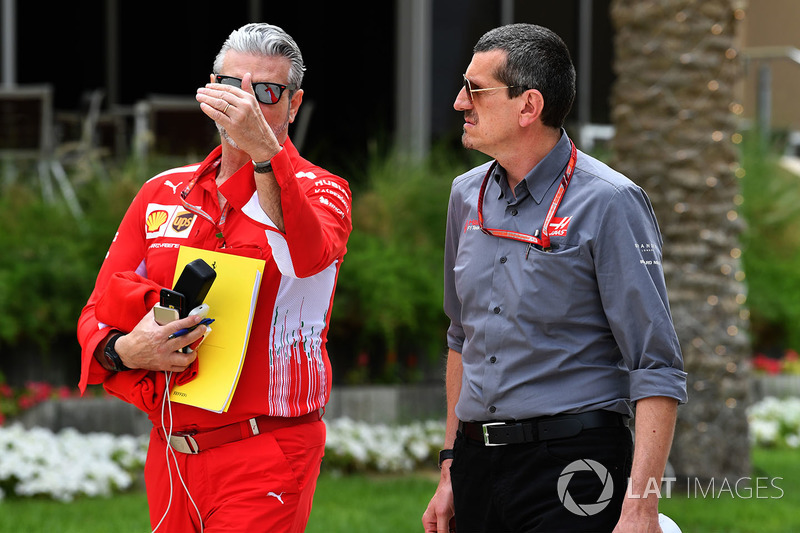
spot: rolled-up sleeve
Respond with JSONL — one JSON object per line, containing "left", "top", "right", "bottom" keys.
{"left": 444, "top": 179, "right": 466, "bottom": 354}
{"left": 594, "top": 184, "right": 688, "bottom": 403}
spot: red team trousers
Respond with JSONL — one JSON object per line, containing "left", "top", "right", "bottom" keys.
{"left": 145, "top": 420, "right": 326, "bottom": 532}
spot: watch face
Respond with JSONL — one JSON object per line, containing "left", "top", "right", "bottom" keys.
{"left": 104, "top": 334, "right": 126, "bottom": 371}
{"left": 103, "top": 350, "right": 118, "bottom": 370}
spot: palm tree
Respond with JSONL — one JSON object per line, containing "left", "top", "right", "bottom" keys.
{"left": 609, "top": 0, "right": 751, "bottom": 482}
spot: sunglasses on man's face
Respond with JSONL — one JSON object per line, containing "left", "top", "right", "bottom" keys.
{"left": 462, "top": 74, "right": 526, "bottom": 104}
{"left": 215, "top": 75, "right": 297, "bottom": 105}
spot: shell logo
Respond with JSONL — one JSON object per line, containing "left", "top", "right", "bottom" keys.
{"left": 146, "top": 210, "right": 169, "bottom": 232}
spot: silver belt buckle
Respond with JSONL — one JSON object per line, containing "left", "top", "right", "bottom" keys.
{"left": 169, "top": 434, "right": 200, "bottom": 454}
{"left": 482, "top": 422, "right": 507, "bottom": 446}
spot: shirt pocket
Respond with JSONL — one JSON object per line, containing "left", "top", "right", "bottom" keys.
{"left": 519, "top": 243, "right": 599, "bottom": 326}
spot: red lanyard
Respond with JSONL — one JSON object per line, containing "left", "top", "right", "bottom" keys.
{"left": 179, "top": 158, "right": 231, "bottom": 247}
{"left": 477, "top": 139, "right": 577, "bottom": 252}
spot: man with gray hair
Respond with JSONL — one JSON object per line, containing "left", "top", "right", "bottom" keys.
{"left": 423, "top": 23, "right": 686, "bottom": 532}
{"left": 77, "top": 23, "right": 351, "bottom": 532}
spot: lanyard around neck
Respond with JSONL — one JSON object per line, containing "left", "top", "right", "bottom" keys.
{"left": 179, "top": 158, "right": 230, "bottom": 246}
{"left": 477, "top": 139, "right": 577, "bottom": 252}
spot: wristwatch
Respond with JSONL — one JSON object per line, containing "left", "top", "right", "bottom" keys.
{"left": 252, "top": 158, "right": 273, "bottom": 173}
{"left": 103, "top": 332, "right": 130, "bottom": 372}
{"left": 438, "top": 449, "right": 455, "bottom": 469}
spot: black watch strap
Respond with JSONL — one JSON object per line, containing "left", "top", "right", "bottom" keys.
{"left": 103, "top": 332, "right": 130, "bottom": 372}
{"left": 438, "top": 449, "right": 455, "bottom": 469}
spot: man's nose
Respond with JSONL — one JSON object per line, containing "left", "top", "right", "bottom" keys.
{"left": 454, "top": 86, "right": 471, "bottom": 111}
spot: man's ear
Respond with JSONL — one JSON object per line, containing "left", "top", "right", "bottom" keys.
{"left": 519, "top": 89, "right": 545, "bottom": 128}
{"left": 209, "top": 73, "right": 216, "bottom": 84}
{"left": 288, "top": 89, "right": 304, "bottom": 123}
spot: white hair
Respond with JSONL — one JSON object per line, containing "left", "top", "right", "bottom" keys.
{"left": 213, "top": 23, "right": 306, "bottom": 88}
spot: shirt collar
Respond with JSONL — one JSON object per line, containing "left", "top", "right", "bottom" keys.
{"left": 491, "top": 129, "right": 573, "bottom": 204}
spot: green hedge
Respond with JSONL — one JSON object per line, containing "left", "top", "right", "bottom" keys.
{"left": 739, "top": 139, "right": 800, "bottom": 354}
{"left": 0, "top": 176, "right": 140, "bottom": 352}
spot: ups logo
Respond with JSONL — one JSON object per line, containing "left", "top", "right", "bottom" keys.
{"left": 171, "top": 211, "right": 195, "bottom": 232}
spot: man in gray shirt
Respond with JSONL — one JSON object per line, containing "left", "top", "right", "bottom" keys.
{"left": 423, "top": 24, "right": 687, "bottom": 533}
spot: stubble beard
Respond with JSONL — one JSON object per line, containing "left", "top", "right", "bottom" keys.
{"left": 461, "top": 111, "right": 477, "bottom": 150}
{"left": 461, "top": 129, "right": 474, "bottom": 151}
{"left": 216, "top": 107, "right": 291, "bottom": 150}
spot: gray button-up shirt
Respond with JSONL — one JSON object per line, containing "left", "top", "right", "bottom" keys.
{"left": 444, "top": 132, "right": 687, "bottom": 422}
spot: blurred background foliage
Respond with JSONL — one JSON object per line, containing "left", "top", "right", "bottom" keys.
{"left": 739, "top": 136, "right": 800, "bottom": 356}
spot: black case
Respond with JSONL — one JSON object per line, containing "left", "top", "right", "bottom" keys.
{"left": 159, "top": 289, "right": 184, "bottom": 315}
{"left": 171, "top": 259, "right": 217, "bottom": 317}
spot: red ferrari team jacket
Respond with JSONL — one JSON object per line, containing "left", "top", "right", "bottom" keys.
{"left": 77, "top": 138, "right": 352, "bottom": 432}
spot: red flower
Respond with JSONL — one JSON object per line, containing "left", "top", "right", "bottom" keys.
{"left": 17, "top": 395, "right": 36, "bottom": 410}
{"left": 752, "top": 353, "right": 782, "bottom": 374}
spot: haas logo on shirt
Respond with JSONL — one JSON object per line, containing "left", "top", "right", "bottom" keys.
{"left": 548, "top": 216, "right": 572, "bottom": 237}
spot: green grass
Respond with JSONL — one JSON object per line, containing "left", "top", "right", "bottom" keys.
{"left": 0, "top": 449, "right": 796, "bottom": 532}
{"left": 659, "top": 447, "right": 800, "bottom": 533}
{"left": 0, "top": 491, "right": 150, "bottom": 532}
{"left": 0, "top": 472, "right": 438, "bottom": 533}
{"left": 307, "top": 472, "right": 438, "bottom": 532}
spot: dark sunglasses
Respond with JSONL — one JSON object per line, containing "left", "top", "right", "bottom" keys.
{"left": 215, "top": 75, "right": 297, "bottom": 105}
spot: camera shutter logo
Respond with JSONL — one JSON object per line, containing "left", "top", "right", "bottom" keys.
{"left": 557, "top": 459, "right": 614, "bottom": 516}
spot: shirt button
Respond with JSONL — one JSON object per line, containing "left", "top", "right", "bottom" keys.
{"left": 493, "top": 306, "right": 501, "bottom": 314}
{"left": 489, "top": 406, "right": 497, "bottom": 413}
{"left": 490, "top": 356, "right": 497, "bottom": 363}
{"left": 511, "top": 209, "right": 518, "bottom": 216}
{"left": 500, "top": 256, "right": 507, "bottom": 264}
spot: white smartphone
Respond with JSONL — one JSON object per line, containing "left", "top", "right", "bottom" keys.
{"left": 154, "top": 304, "right": 180, "bottom": 326}
{"left": 188, "top": 303, "right": 210, "bottom": 319}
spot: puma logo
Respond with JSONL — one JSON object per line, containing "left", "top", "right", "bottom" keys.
{"left": 267, "top": 491, "right": 285, "bottom": 504}
{"left": 164, "top": 180, "right": 183, "bottom": 194}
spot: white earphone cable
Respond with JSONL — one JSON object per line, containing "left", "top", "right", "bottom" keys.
{"left": 152, "top": 371, "right": 204, "bottom": 533}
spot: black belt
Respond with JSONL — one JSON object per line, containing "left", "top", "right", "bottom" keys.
{"left": 460, "top": 410, "right": 627, "bottom": 446}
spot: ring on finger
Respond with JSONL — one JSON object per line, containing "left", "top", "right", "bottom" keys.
{"left": 223, "top": 102, "right": 231, "bottom": 114}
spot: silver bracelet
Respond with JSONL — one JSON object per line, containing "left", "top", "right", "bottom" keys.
{"left": 252, "top": 159, "right": 273, "bottom": 173}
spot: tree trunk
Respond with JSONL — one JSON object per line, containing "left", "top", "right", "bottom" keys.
{"left": 609, "top": 0, "right": 751, "bottom": 482}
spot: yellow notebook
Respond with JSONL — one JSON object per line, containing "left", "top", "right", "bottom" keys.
{"left": 169, "top": 246, "right": 265, "bottom": 413}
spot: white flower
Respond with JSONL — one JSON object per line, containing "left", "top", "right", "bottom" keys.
{"left": 749, "top": 418, "right": 780, "bottom": 446}
{"left": 0, "top": 423, "right": 147, "bottom": 501}
{"left": 748, "top": 396, "right": 800, "bottom": 448}
{"left": 323, "top": 417, "right": 445, "bottom": 474}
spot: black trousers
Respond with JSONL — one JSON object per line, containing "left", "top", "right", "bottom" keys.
{"left": 450, "top": 424, "right": 633, "bottom": 533}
